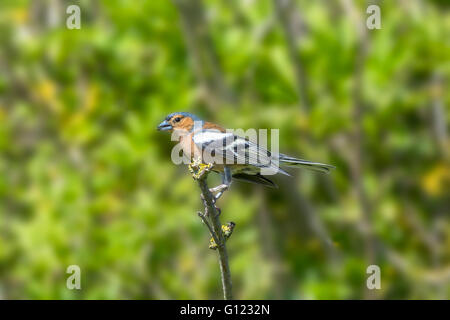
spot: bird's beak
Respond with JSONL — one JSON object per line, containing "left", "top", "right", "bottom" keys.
{"left": 157, "top": 120, "right": 173, "bottom": 131}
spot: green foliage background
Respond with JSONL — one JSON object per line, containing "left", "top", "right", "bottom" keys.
{"left": 0, "top": 0, "right": 449, "bottom": 299}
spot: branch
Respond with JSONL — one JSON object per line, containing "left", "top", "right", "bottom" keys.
{"left": 273, "top": 0, "right": 310, "bottom": 112}
{"left": 339, "top": 0, "right": 376, "bottom": 267}
{"left": 172, "top": 0, "right": 235, "bottom": 110}
{"left": 197, "top": 211, "right": 220, "bottom": 246}
{"left": 189, "top": 161, "right": 233, "bottom": 300}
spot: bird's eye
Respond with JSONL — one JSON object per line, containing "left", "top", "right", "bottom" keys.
{"left": 174, "top": 117, "right": 182, "bottom": 123}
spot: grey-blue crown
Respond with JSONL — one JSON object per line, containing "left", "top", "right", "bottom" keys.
{"left": 165, "top": 112, "right": 202, "bottom": 121}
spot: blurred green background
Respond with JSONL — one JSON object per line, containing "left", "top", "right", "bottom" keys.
{"left": 0, "top": 0, "right": 449, "bottom": 299}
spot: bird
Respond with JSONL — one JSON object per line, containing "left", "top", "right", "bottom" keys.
{"left": 157, "top": 112, "right": 334, "bottom": 200}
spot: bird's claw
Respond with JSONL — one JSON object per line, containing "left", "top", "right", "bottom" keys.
{"left": 209, "top": 184, "right": 229, "bottom": 201}
{"left": 209, "top": 184, "right": 229, "bottom": 193}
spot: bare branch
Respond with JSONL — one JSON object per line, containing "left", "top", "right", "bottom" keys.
{"left": 172, "top": 0, "right": 235, "bottom": 110}
{"left": 197, "top": 211, "right": 220, "bottom": 246}
{"left": 190, "top": 161, "right": 233, "bottom": 300}
{"left": 273, "top": 0, "right": 310, "bottom": 112}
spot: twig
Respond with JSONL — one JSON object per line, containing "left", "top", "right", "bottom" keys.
{"left": 172, "top": 0, "right": 235, "bottom": 110}
{"left": 190, "top": 160, "right": 233, "bottom": 300}
{"left": 273, "top": 0, "right": 310, "bottom": 112}
{"left": 197, "top": 211, "right": 220, "bottom": 246}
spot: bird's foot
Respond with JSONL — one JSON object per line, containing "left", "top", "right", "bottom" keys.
{"left": 209, "top": 184, "right": 229, "bottom": 201}
{"left": 189, "top": 158, "right": 213, "bottom": 180}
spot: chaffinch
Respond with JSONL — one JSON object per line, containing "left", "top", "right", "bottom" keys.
{"left": 157, "top": 112, "right": 334, "bottom": 200}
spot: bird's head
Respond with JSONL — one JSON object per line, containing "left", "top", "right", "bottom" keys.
{"left": 157, "top": 112, "right": 202, "bottom": 133}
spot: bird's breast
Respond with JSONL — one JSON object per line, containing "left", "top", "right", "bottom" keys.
{"left": 179, "top": 134, "right": 202, "bottom": 160}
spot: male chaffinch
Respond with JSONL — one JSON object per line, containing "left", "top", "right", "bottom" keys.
{"left": 157, "top": 112, "right": 334, "bottom": 200}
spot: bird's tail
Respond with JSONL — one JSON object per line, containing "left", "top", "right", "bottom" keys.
{"left": 278, "top": 154, "right": 335, "bottom": 174}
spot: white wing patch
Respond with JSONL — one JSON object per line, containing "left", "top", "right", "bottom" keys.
{"left": 193, "top": 131, "right": 233, "bottom": 146}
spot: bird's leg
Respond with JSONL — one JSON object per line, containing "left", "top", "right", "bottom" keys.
{"left": 209, "top": 184, "right": 229, "bottom": 198}
{"left": 210, "top": 167, "right": 232, "bottom": 201}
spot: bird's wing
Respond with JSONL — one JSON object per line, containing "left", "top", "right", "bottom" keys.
{"left": 192, "top": 130, "right": 234, "bottom": 147}
{"left": 192, "top": 130, "right": 288, "bottom": 175}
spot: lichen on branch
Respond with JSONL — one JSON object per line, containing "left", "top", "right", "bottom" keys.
{"left": 189, "top": 158, "right": 233, "bottom": 300}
